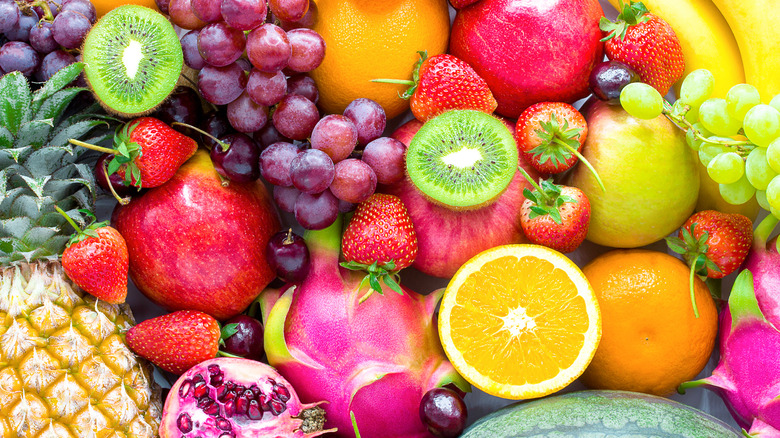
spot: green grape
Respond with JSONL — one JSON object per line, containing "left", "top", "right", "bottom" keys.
{"left": 684, "top": 103, "right": 700, "bottom": 124}
{"left": 766, "top": 137, "right": 780, "bottom": 173}
{"left": 707, "top": 151, "right": 745, "bottom": 184}
{"left": 698, "top": 141, "right": 729, "bottom": 166}
{"left": 765, "top": 174, "right": 780, "bottom": 210}
{"left": 685, "top": 123, "right": 710, "bottom": 152}
{"left": 620, "top": 83, "right": 664, "bottom": 120}
{"left": 679, "top": 69, "right": 715, "bottom": 108}
{"left": 699, "top": 98, "right": 742, "bottom": 136}
{"left": 771, "top": 205, "right": 780, "bottom": 220}
{"left": 756, "top": 190, "right": 771, "bottom": 210}
{"left": 743, "top": 104, "right": 780, "bottom": 147}
{"left": 719, "top": 174, "right": 756, "bottom": 205}
{"left": 745, "top": 147, "right": 777, "bottom": 190}
{"left": 771, "top": 94, "right": 780, "bottom": 113}
{"left": 726, "top": 83, "right": 761, "bottom": 121}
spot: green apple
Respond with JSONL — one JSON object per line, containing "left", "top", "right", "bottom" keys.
{"left": 566, "top": 99, "right": 699, "bottom": 248}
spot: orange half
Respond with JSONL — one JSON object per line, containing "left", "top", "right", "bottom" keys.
{"left": 438, "top": 244, "right": 601, "bottom": 400}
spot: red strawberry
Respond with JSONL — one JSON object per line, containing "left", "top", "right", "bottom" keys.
{"left": 517, "top": 167, "right": 590, "bottom": 254}
{"left": 600, "top": 0, "right": 685, "bottom": 96}
{"left": 666, "top": 210, "right": 753, "bottom": 317}
{"left": 70, "top": 117, "right": 198, "bottom": 190}
{"left": 341, "top": 193, "right": 418, "bottom": 302}
{"left": 515, "top": 102, "right": 589, "bottom": 175}
{"left": 374, "top": 52, "right": 497, "bottom": 122}
{"left": 126, "top": 310, "right": 221, "bottom": 375}
{"left": 58, "top": 207, "right": 128, "bottom": 304}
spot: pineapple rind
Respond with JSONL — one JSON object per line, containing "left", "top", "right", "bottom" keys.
{"left": 0, "top": 262, "right": 161, "bottom": 438}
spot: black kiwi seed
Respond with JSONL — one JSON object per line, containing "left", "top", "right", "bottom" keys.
{"left": 406, "top": 110, "right": 518, "bottom": 209}
{"left": 81, "top": 5, "right": 183, "bottom": 118}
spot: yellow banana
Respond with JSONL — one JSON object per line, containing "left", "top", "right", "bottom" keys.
{"left": 607, "top": 0, "right": 744, "bottom": 98}
{"left": 709, "top": 0, "right": 780, "bottom": 102}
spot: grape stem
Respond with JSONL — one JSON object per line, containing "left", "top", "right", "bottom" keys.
{"left": 661, "top": 101, "right": 752, "bottom": 153}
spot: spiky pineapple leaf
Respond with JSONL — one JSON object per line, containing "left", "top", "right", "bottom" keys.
{"left": 0, "top": 72, "right": 32, "bottom": 136}
{"left": 14, "top": 118, "right": 55, "bottom": 150}
{"left": 31, "top": 62, "right": 85, "bottom": 109}
{"left": 0, "top": 126, "right": 12, "bottom": 149}
{"left": 35, "top": 87, "right": 87, "bottom": 122}
{"left": 49, "top": 119, "right": 111, "bottom": 148}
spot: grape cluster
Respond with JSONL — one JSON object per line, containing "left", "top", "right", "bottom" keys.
{"left": 262, "top": 98, "right": 408, "bottom": 230}
{"left": 0, "top": 0, "right": 94, "bottom": 81}
{"left": 168, "top": 0, "right": 325, "bottom": 137}
{"left": 619, "top": 68, "right": 780, "bottom": 217}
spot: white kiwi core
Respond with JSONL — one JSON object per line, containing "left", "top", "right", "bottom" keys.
{"left": 441, "top": 147, "right": 483, "bottom": 168}
{"left": 122, "top": 40, "right": 144, "bottom": 80}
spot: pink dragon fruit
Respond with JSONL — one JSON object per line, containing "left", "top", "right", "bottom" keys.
{"left": 260, "top": 216, "right": 470, "bottom": 437}
{"left": 159, "top": 357, "right": 333, "bottom": 437}
{"left": 679, "top": 269, "right": 780, "bottom": 437}
{"left": 741, "top": 215, "right": 780, "bottom": 327}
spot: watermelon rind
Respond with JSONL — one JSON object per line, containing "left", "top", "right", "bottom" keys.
{"left": 462, "top": 390, "right": 741, "bottom": 437}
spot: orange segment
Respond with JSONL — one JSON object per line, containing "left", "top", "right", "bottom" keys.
{"left": 438, "top": 245, "right": 601, "bottom": 399}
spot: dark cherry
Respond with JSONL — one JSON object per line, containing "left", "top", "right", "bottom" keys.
{"left": 210, "top": 133, "right": 262, "bottom": 183}
{"left": 153, "top": 86, "right": 203, "bottom": 138}
{"left": 201, "top": 110, "right": 234, "bottom": 151}
{"left": 221, "top": 315, "right": 265, "bottom": 360}
{"left": 95, "top": 153, "right": 136, "bottom": 197}
{"left": 589, "top": 60, "right": 641, "bottom": 104}
{"left": 265, "top": 229, "right": 310, "bottom": 283}
{"left": 419, "top": 387, "right": 467, "bottom": 438}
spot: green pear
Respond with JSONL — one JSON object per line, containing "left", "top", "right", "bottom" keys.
{"left": 566, "top": 99, "right": 699, "bottom": 248}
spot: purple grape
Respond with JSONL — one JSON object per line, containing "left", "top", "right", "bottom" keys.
{"left": 0, "top": 42, "right": 40, "bottom": 77}
{"left": 266, "top": 229, "right": 310, "bottom": 283}
{"left": 338, "top": 199, "right": 355, "bottom": 213}
{"left": 246, "top": 23, "right": 291, "bottom": 73}
{"left": 246, "top": 69, "right": 287, "bottom": 106}
{"left": 221, "top": 315, "right": 264, "bottom": 360}
{"left": 268, "top": 0, "right": 308, "bottom": 22}
{"left": 310, "top": 114, "right": 358, "bottom": 163}
{"left": 168, "top": 0, "right": 206, "bottom": 30}
{"left": 278, "top": 0, "right": 316, "bottom": 30}
{"left": 191, "top": 0, "right": 223, "bottom": 23}
{"left": 589, "top": 60, "right": 640, "bottom": 103}
{"left": 329, "top": 159, "right": 377, "bottom": 204}
{"left": 153, "top": 86, "right": 203, "bottom": 138}
{"left": 254, "top": 122, "right": 291, "bottom": 149}
{"left": 221, "top": 0, "right": 267, "bottom": 31}
{"left": 198, "top": 62, "right": 247, "bottom": 105}
{"left": 343, "top": 98, "right": 386, "bottom": 146}
{"left": 260, "top": 141, "right": 301, "bottom": 186}
{"left": 362, "top": 137, "right": 406, "bottom": 185}
{"left": 294, "top": 189, "right": 338, "bottom": 230}
{"left": 35, "top": 49, "right": 76, "bottom": 82}
{"left": 32, "top": 1, "right": 59, "bottom": 21}
{"left": 52, "top": 10, "right": 91, "bottom": 49}
{"left": 0, "top": 1, "right": 21, "bottom": 34}
{"left": 210, "top": 132, "right": 262, "bottom": 182}
{"left": 180, "top": 30, "right": 206, "bottom": 70}
{"left": 236, "top": 57, "right": 252, "bottom": 73}
{"left": 419, "top": 388, "right": 467, "bottom": 438}
{"left": 273, "top": 185, "right": 300, "bottom": 213}
{"left": 286, "top": 74, "right": 318, "bottom": 104}
{"left": 5, "top": 9, "right": 38, "bottom": 41}
{"left": 272, "top": 94, "right": 319, "bottom": 140}
{"left": 200, "top": 110, "right": 233, "bottom": 150}
{"left": 286, "top": 28, "right": 325, "bottom": 73}
{"left": 61, "top": 0, "right": 96, "bottom": 23}
{"left": 198, "top": 22, "right": 246, "bottom": 67}
{"left": 155, "top": 0, "right": 171, "bottom": 14}
{"left": 29, "top": 21, "right": 59, "bottom": 54}
{"left": 289, "top": 148, "right": 334, "bottom": 194}
{"left": 227, "top": 91, "right": 269, "bottom": 133}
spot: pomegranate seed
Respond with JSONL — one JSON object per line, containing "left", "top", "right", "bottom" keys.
{"left": 178, "top": 379, "right": 192, "bottom": 399}
{"left": 235, "top": 392, "right": 252, "bottom": 416}
{"left": 192, "top": 375, "right": 208, "bottom": 398}
{"left": 274, "top": 384, "right": 290, "bottom": 402}
{"left": 223, "top": 399, "right": 236, "bottom": 418}
{"left": 250, "top": 384, "right": 262, "bottom": 398}
{"left": 259, "top": 393, "right": 271, "bottom": 411}
{"left": 216, "top": 417, "right": 232, "bottom": 431}
{"left": 247, "top": 399, "right": 264, "bottom": 420}
{"left": 269, "top": 399, "right": 286, "bottom": 416}
{"left": 176, "top": 413, "right": 193, "bottom": 433}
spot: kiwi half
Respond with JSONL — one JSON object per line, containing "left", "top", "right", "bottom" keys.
{"left": 406, "top": 110, "right": 518, "bottom": 209}
{"left": 82, "top": 5, "right": 183, "bottom": 117}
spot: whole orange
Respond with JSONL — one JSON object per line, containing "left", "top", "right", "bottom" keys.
{"left": 580, "top": 249, "right": 718, "bottom": 396}
{"left": 92, "top": 0, "right": 159, "bottom": 18}
{"left": 310, "top": 0, "right": 451, "bottom": 120}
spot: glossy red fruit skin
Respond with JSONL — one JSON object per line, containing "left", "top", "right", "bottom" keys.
{"left": 112, "top": 150, "right": 281, "bottom": 320}
{"left": 679, "top": 211, "right": 753, "bottom": 279}
{"left": 515, "top": 102, "right": 588, "bottom": 175}
{"left": 449, "top": 0, "right": 604, "bottom": 118}
{"left": 520, "top": 186, "right": 590, "bottom": 254}
{"left": 62, "top": 226, "right": 128, "bottom": 304}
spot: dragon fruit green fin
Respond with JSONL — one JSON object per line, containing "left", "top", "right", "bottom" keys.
{"left": 730, "top": 270, "right": 768, "bottom": 329}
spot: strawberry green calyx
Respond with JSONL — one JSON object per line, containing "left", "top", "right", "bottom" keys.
{"left": 517, "top": 166, "right": 577, "bottom": 225}
{"left": 529, "top": 112, "right": 582, "bottom": 168}
{"left": 665, "top": 223, "right": 719, "bottom": 319}
{"left": 340, "top": 260, "right": 403, "bottom": 303}
{"left": 107, "top": 120, "right": 144, "bottom": 187}
{"left": 600, "top": 0, "right": 651, "bottom": 42}
{"left": 370, "top": 50, "right": 427, "bottom": 99}
{"left": 53, "top": 205, "right": 109, "bottom": 248}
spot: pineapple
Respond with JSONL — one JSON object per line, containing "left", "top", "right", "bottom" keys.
{"left": 0, "top": 64, "right": 162, "bottom": 437}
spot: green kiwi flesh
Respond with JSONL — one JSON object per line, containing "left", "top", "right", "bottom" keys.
{"left": 406, "top": 110, "right": 518, "bottom": 209}
{"left": 82, "top": 5, "right": 183, "bottom": 117}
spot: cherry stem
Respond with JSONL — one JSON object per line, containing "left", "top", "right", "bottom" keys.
{"left": 171, "top": 122, "right": 230, "bottom": 152}
{"left": 68, "top": 138, "right": 118, "bottom": 155}
{"left": 688, "top": 259, "right": 701, "bottom": 319}
{"left": 516, "top": 165, "right": 552, "bottom": 204}
{"left": 53, "top": 205, "right": 83, "bottom": 235}
{"left": 551, "top": 137, "right": 607, "bottom": 192}
{"left": 283, "top": 228, "right": 294, "bottom": 245}
{"left": 101, "top": 159, "right": 130, "bottom": 206}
